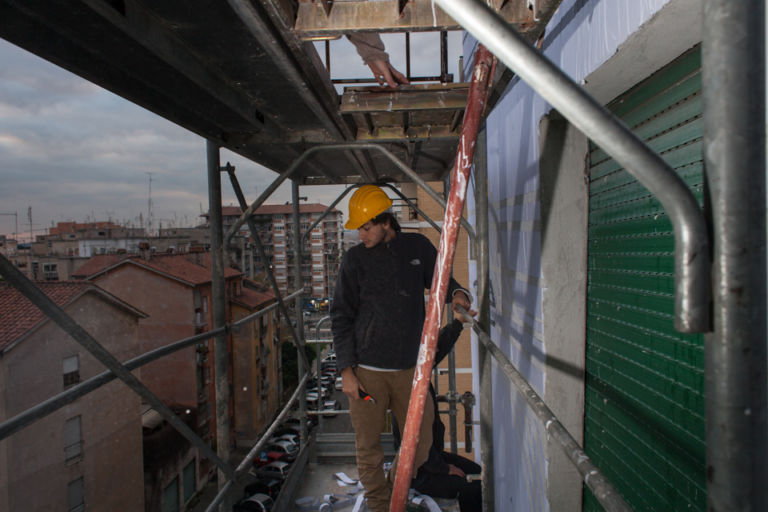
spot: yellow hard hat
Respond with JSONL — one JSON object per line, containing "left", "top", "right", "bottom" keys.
{"left": 345, "top": 185, "right": 393, "bottom": 230}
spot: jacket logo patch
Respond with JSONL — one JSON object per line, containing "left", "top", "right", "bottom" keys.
{"left": 410, "top": 259, "right": 421, "bottom": 266}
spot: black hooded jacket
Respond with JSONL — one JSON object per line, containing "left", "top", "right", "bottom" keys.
{"left": 331, "top": 232, "right": 467, "bottom": 371}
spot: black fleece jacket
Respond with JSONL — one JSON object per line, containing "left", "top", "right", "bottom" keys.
{"left": 331, "top": 232, "right": 467, "bottom": 371}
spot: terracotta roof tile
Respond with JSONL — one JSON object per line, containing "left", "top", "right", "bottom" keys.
{"left": 71, "top": 254, "right": 125, "bottom": 278}
{"left": 138, "top": 255, "right": 241, "bottom": 284}
{"left": 233, "top": 280, "right": 276, "bottom": 309}
{"left": 0, "top": 281, "right": 93, "bottom": 350}
{"left": 73, "top": 253, "right": 241, "bottom": 284}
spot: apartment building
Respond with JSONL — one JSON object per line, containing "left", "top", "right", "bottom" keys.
{"left": 36, "top": 221, "right": 147, "bottom": 258}
{"left": 206, "top": 204, "right": 342, "bottom": 299}
{"left": 0, "top": 281, "right": 146, "bottom": 512}
{"left": 71, "top": 251, "right": 280, "bottom": 509}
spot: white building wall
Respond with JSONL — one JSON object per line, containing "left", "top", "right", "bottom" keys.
{"left": 464, "top": 0, "right": 689, "bottom": 509}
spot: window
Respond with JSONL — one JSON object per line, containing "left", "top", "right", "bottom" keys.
{"left": 202, "top": 296, "right": 208, "bottom": 313}
{"left": 67, "top": 477, "right": 84, "bottom": 512}
{"left": 43, "top": 263, "right": 58, "bottom": 281}
{"left": 63, "top": 355, "right": 80, "bottom": 387}
{"left": 182, "top": 460, "right": 196, "bottom": 503}
{"left": 161, "top": 477, "right": 179, "bottom": 512}
{"left": 64, "top": 416, "right": 82, "bottom": 462}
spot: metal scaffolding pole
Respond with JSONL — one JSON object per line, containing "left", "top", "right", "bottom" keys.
{"left": 435, "top": 0, "right": 710, "bottom": 334}
{"left": 390, "top": 45, "right": 495, "bottom": 512}
{"left": 443, "top": 172, "right": 459, "bottom": 455}
{"left": 207, "top": 140, "right": 231, "bottom": 497}
{"left": 474, "top": 126, "right": 494, "bottom": 511}
{"left": 703, "top": 1, "right": 767, "bottom": 510}
{"left": 292, "top": 180, "right": 309, "bottom": 443}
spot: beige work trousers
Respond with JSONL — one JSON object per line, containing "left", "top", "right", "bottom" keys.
{"left": 350, "top": 366, "right": 435, "bottom": 512}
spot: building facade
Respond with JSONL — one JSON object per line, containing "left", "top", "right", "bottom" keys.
{"left": 0, "top": 282, "right": 146, "bottom": 512}
{"left": 230, "top": 280, "right": 280, "bottom": 444}
{"left": 464, "top": 0, "right": 706, "bottom": 510}
{"left": 72, "top": 250, "right": 282, "bottom": 509}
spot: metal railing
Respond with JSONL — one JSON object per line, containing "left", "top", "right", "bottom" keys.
{"left": 455, "top": 306, "right": 631, "bottom": 511}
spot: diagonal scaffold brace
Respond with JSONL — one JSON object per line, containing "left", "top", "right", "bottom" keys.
{"left": 389, "top": 44, "right": 495, "bottom": 512}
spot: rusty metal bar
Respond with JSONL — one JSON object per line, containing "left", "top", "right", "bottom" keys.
{"left": 455, "top": 306, "right": 632, "bottom": 512}
{"left": 332, "top": 75, "right": 449, "bottom": 84}
{"left": 0, "top": 254, "right": 234, "bottom": 478}
{"left": 440, "top": 31, "right": 449, "bottom": 83}
{"left": 437, "top": 0, "right": 710, "bottom": 333}
{"left": 390, "top": 44, "right": 494, "bottom": 512}
{"left": 406, "top": 32, "right": 411, "bottom": 80}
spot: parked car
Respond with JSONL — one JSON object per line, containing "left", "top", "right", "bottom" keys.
{"left": 253, "top": 449, "right": 290, "bottom": 467}
{"left": 273, "top": 433, "right": 299, "bottom": 446}
{"left": 265, "top": 440, "right": 298, "bottom": 461}
{"left": 322, "top": 399, "right": 340, "bottom": 418}
{"left": 234, "top": 492, "right": 274, "bottom": 512}
{"left": 307, "top": 386, "right": 328, "bottom": 399}
{"left": 244, "top": 479, "right": 282, "bottom": 500}
{"left": 254, "top": 461, "right": 291, "bottom": 481}
{"left": 335, "top": 376, "right": 343, "bottom": 390}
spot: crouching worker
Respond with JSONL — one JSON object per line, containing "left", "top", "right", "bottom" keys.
{"left": 392, "top": 319, "right": 482, "bottom": 512}
{"left": 331, "top": 185, "right": 473, "bottom": 512}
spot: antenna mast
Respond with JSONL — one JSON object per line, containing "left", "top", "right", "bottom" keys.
{"left": 146, "top": 172, "right": 153, "bottom": 236}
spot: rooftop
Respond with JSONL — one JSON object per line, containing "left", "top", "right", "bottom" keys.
{"left": 0, "top": 281, "right": 145, "bottom": 351}
{"left": 72, "top": 253, "right": 241, "bottom": 285}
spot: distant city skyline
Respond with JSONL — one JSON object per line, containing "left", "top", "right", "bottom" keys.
{"left": 0, "top": 32, "right": 463, "bottom": 240}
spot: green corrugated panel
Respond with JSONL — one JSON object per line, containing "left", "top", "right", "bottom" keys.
{"left": 584, "top": 46, "right": 705, "bottom": 511}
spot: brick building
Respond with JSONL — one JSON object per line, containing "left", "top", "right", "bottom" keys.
{"left": 72, "top": 251, "right": 280, "bottom": 509}
{"left": 230, "top": 280, "right": 279, "bottom": 444}
{"left": 0, "top": 281, "right": 146, "bottom": 512}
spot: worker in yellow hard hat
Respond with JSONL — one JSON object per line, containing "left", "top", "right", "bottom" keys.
{"left": 331, "top": 184, "right": 474, "bottom": 512}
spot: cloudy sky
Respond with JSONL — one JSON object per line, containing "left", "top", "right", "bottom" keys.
{"left": 0, "top": 31, "right": 461, "bottom": 240}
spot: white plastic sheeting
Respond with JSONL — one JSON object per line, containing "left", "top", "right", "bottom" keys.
{"left": 465, "top": 0, "right": 673, "bottom": 510}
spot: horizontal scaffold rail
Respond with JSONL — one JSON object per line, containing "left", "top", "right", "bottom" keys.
{"left": 455, "top": 306, "right": 632, "bottom": 512}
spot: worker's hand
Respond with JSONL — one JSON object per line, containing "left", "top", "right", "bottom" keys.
{"left": 451, "top": 290, "right": 476, "bottom": 319}
{"left": 447, "top": 464, "right": 466, "bottom": 478}
{"left": 341, "top": 366, "right": 364, "bottom": 402}
{"left": 367, "top": 60, "right": 409, "bottom": 88}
